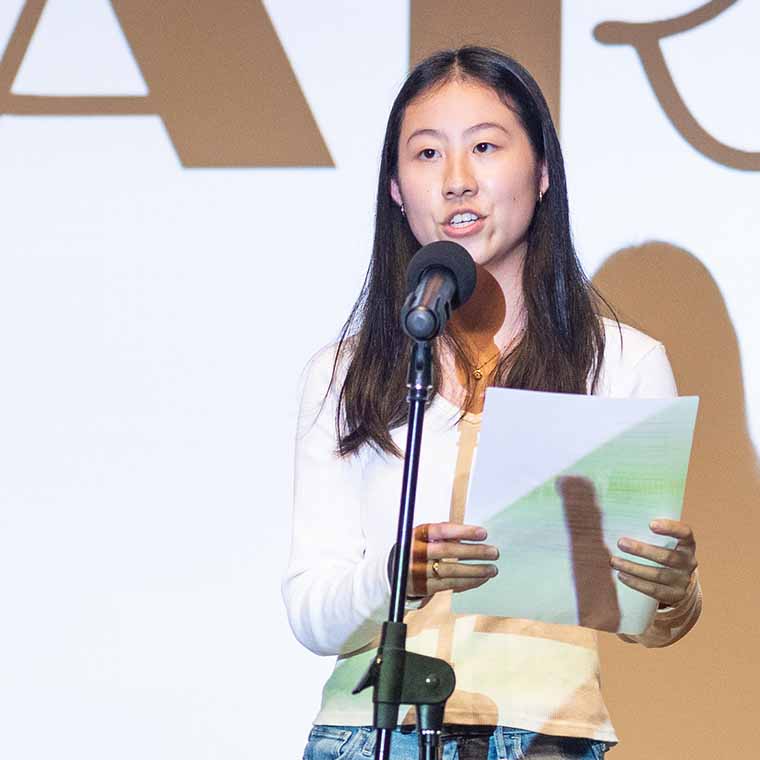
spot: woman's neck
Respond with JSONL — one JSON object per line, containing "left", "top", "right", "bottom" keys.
{"left": 452, "top": 255, "right": 526, "bottom": 354}
{"left": 438, "top": 254, "right": 527, "bottom": 412}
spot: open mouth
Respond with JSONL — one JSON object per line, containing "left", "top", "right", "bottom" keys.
{"left": 448, "top": 211, "right": 481, "bottom": 228}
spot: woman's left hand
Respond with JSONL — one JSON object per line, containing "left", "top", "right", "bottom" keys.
{"left": 611, "top": 519, "right": 698, "bottom": 607}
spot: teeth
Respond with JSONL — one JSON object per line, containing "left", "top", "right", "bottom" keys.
{"left": 450, "top": 212, "right": 479, "bottom": 225}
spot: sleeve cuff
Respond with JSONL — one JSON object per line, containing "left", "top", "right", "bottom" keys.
{"left": 619, "top": 570, "right": 702, "bottom": 648}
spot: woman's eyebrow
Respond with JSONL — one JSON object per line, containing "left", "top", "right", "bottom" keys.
{"left": 406, "top": 122, "right": 510, "bottom": 145}
{"left": 465, "top": 121, "right": 510, "bottom": 136}
{"left": 406, "top": 128, "right": 443, "bottom": 145}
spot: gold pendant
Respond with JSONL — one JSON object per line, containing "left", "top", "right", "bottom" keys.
{"left": 473, "top": 369, "right": 483, "bottom": 380}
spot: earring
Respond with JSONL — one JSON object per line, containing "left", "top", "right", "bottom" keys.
{"left": 538, "top": 190, "right": 543, "bottom": 203}
{"left": 400, "top": 203, "right": 405, "bottom": 216}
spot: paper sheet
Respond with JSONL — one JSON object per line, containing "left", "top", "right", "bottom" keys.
{"left": 450, "top": 388, "right": 699, "bottom": 635}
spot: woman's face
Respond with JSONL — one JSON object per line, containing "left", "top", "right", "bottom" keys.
{"left": 391, "top": 78, "right": 548, "bottom": 276}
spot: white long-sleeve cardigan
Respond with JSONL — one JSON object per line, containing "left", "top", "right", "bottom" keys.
{"left": 282, "top": 320, "right": 702, "bottom": 742}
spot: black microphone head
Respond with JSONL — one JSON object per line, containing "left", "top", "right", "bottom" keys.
{"left": 405, "top": 241, "right": 477, "bottom": 309}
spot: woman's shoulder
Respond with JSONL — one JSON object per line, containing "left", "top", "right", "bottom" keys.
{"left": 299, "top": 338, "right": 354, "bottom": 388}
{"left": 296, "top": 339, "right": 358, "bottom": 416}
{"left": 600, "top": 317, "right": 664, "bottom": 366}
{"left": 301, "top": 342, "right": 339, "bottom": 380}
{"left": 597, "top": 318, "right": 677, "bottom": 398}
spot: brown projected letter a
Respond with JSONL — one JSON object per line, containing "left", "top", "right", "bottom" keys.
{"left": 0, "top": 0, "right": 333, "bottom": 168}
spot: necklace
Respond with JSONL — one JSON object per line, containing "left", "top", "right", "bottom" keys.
{"left": 471, "top": 351, "right": 501, "bottom": 381}
{"left": 467, "top": 329, "right": 524, "bottom": 382}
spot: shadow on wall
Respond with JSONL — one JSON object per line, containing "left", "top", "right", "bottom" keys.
{"left": 592, "top": 242, "right": 760, "bottom": 756}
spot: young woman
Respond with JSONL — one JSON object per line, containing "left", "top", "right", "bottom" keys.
{"left": 283, "top": 47, "right": 701, "bottom": 760}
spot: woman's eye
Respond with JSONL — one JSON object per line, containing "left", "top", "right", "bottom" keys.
{"left": 474, "top": 142, "right": 495, "bottom": 154}
{"left": 419, "top": 148, "right": 439, "bottom": 160}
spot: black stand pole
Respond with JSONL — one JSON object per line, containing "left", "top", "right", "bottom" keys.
{"left": 354, "top": 341, "right": 456, "bottom": 760}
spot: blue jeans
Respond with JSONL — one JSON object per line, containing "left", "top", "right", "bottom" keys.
{"left": 303, "top": 725, "right": 609, "bottom": 760}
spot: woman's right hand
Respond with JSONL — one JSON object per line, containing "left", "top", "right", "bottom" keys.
{"left": 407, "top": 522, "right": 499, "bottom": 598}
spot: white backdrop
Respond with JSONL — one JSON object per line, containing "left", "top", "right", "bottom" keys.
{"left": 0, "top": 2, "right": 757, "bottom": 759}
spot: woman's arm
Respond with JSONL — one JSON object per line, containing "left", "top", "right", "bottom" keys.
{"left": 282, "top": 348, "right": 393, "bottom": 656}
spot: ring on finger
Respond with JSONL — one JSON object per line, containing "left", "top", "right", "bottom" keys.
{"left": 431, "top": 560, "right": 441, "bottom": 578}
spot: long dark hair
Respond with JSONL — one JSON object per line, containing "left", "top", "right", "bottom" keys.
{"left": 332, "top": 46, "right": 608, "bottom": 457}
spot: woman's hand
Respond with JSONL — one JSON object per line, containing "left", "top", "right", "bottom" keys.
{"left": 407, "top": 522, "right": 499, "bottom": 598}
{"left": 611, "top": 519, "right": 698, "bottom": 607}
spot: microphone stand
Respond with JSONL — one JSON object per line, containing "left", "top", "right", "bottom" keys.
{"left": 354, "top": 340, "right": 456, "bottom": 760}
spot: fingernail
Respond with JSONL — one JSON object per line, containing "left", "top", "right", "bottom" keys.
{"left": 489, "top": 547, "right": 499, "bottom": 559}
{"left": 650, "top": 520, "right": 662, "bottom": 530}
{"left": 618, "top": 538, "right": 631, "bottom": 550}
{"left": 475, "top": 528, "right": 487, "bottom": 539}
{"left": 490, "top": 566, "right": 499, "bottom": 576}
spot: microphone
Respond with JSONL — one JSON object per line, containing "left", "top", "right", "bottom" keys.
{"left": 401, "top": 241, "right": 477, "bottom": 340}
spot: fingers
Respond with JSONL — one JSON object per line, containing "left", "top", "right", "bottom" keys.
{"left": 408, "top": 557, "right": 498, "bottom": 596}
{"left": 610, "top": 555, "right": 689, "bottom": 592}
{"left": 426, "top": 540, "right": 499, "bottom": 561}
{"left": 413, "top": 522, "right": 498, "bottom": 561}
{"left": 614, "top": 520, "right": 698, "bottom": 606}
{"left": 648, "top": 519, "right": 695, "bottom": 543}
{"left": 428, "top": 560, "right": 499, "bottom": 594}
{"left": 615, "top": 569, "right": 689, "bottom": 606}
{"left": 424, "top": 523, "right": 488, "bottom": 542}
{"left": 428, "top": 559, "right": 497, "bottom": 579}
{"left": 408, "top": 522, "right": 498, "bottom": 598}
{"left": 616, "top": 536, "right": 697, "bottom": 573}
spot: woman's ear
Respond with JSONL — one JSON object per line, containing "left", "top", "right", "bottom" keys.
{"left": 390, "top": 177, "right": 403, "bottom": 208}
{"left": 539, "top": 161, "right": 549, "bottom": 196}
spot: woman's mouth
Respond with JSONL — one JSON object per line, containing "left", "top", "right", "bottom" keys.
{"left": 444, "top": 211, "right": 485, "bottom": 237}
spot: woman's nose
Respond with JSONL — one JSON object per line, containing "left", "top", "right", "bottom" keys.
{"left": 443, "top": 153, "right": 477, "bottom": 198}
